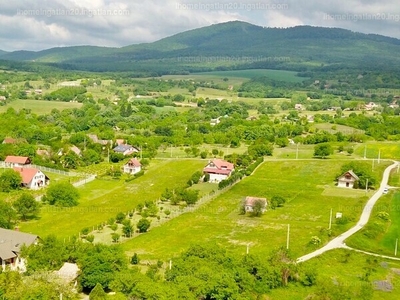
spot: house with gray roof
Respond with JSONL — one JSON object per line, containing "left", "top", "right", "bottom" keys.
{"left": 0, "top": 228, "right": 38, "bottom": 272}
{"left": 337, "top": 170, "right": 360, "bottom": 188}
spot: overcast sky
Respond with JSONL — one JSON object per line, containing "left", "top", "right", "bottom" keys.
{"left": 0, "top": 0, "right": 399, "bottom": 51}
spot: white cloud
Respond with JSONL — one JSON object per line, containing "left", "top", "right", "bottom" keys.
{"left": 0, "top": 0, "right": 399, "bottom": 51}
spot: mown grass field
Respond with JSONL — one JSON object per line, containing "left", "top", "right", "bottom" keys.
{"left": 19, "top": 159, "right": 205, "bottom": 237}
{"left": 0, "top": 100, "right": 82, "bottom": 114}
{"left": 122, "top": 160, "right": 389, "bottom": 261}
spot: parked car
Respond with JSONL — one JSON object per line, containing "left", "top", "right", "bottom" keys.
{"left": 383, "top": 187, "right": 389, "bottom": 194}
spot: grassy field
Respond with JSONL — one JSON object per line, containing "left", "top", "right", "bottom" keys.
{"left": 268, "top": 248, "right": 400, "bottom": 300}
{"left": 354, "top": 142, "right": 400, "bottom": 160}
{"left": 346, "top": 190, "right": 400, "bottom": 256}
{"left": 122, "top": 160, "right": 389, "bottom": 261}
{"left": 155, "top": 144, "right": 248, "bottom": 159}
{"left": 19, "top": 159, "right": 205, "bottom": 237}
{"left": 0, "top": 100, "right": 82, "bottom": 114}
{"left": 195, "top": 69, "right": 306, "bottom": 83}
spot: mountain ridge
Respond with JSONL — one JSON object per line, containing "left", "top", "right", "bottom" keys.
{"left": 1, "top": 21, "right": 400, "bottom": 73}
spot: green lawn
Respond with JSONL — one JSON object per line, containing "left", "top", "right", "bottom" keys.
{"left": 121, "top": 160, "right": 389, "bottom": 261}
{"left": 19, "top": 159, "right": 205, "bottom": 237}
{"left": 0, "top": 100, "right": 82, "bottom": 114}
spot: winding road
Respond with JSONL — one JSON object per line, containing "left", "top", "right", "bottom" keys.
{"left": 297, "top": 161, "right": 399, "bottom": 263}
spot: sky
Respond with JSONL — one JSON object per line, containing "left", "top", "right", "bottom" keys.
{"left": 0, "top": 0, "right": 399, "bottom": 51}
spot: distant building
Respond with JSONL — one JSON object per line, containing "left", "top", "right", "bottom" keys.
{"left": 13, "top": 167, "right": 50, "bottom": 190}
{"left": 4, "top": 156, "right": 31, "bottom": 167}
{"left": 364, "top": 102, "right": 378, "bottom": 111}
{"left": 337, "top": 170, "right": 359, "bottom": 188}
{"left": 210, "top": 117, "right": 221, "bottom": 126}
{"left": 123, "top": 158, "right": 142, "bottom": 174}
{"left": 0, "top": 96, "right": 6, "bottom": 101}
{"left": 244, "top": 196, "right": 267, "bottom": 213}
{"left": 203, "top": 159, "right": 234, "bottom": 183}
{"left": 0, "top": 227, "right": 39, "bottom": 272}
{"left": 113, "top": 144, "right": 138, "bottom": 156}
{"left": 295, "top": 104, "right": 304, "bottom": 110}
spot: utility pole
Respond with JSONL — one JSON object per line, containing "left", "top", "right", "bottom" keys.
{"left": 378, "top": 149, "right": 381, "bottom": 164}
{"left": 169, "top": 260, "right": 172, "bottom": 270}
{"left": 329, "top": 208, "right": 333, "bottom": 230}
{"left": 246, "top": 243, "right": 250, "bottom": 255}
{"left": 365, "top": 178, "right": 368, "bottom": 194}
{"left": 286, "top": 224, "right": 290, "bottom": 250}
{"left": 395, "top": 239, "right": 398, "bottom": 256}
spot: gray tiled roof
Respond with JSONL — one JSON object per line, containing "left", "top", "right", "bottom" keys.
{"left": 0, "top": 228, "right": 38, "bottom": 260}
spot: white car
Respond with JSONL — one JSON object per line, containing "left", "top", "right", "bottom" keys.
{"left": 383, "top": 187, "right": 389, "bottom": 194}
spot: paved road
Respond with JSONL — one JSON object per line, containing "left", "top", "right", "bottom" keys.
{"left": 297, "top": 161, "right": 399, "bottom": 263}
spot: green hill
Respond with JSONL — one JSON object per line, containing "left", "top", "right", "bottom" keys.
{"left": 2, "top": 21, "right": 400, "bottom": 73}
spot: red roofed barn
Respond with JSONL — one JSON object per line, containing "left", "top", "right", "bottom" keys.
{"left": 13, "top": 167, "right": 49, "bottom": 190}
{"left": 203, "top": 159, "right": 234, "bottom": 183}
{"left": 5, "top": 156, "right": 31, "bottom": 167}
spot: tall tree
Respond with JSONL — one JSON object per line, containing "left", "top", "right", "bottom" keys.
{"left": 13, "top": 193, "right": 40, "bottom": 220}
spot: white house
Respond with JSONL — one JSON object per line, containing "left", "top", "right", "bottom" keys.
{"left": 13, "top": 167, "right": 50, "bottom": 190}
{"left": 244, "top": 196, "right": 267, "bottom": 213}
{"left": 337, "top": 170, "right": 360, "bottom": 188}
{"left": 364, "top": 102, "right": 378, "bottom": 111}
{"left": 203, "top": 159, "right": 234, "bottom": 183}
{"left": 0, "top": 228, "right": 38, "bottom": 272}
{"left": 123, "top": 158, "right": 142, "bottom": 174}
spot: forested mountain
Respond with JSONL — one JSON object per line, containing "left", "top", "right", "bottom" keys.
{"left": 1, "top": 21, "right": 400, "bottom": 73}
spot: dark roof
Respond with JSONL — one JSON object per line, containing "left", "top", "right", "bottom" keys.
{"left": 0, "top": 228, "right": 38, "bottom": 260}
{"left": 339, "top": 170, "right": 360, "bottom": 181}
{"left": 113, "top": 144, "right": 133, "bottom": 152}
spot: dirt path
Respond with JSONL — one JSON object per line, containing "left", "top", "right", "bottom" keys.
{"left": 297, "top": 161, "right": 399, "bottom": 263}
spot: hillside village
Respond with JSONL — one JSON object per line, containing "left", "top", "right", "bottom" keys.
{"left": 0, "top": 20, "right": 400, "bottom": 300}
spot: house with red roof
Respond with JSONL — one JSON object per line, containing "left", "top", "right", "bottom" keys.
{"left": 13, "top": 167, "right": 49, "bottom": 190}
{"left": 203, "top": 159, "right": 234, "bottom": 183}
{"left": 4, "top": 156, "right": 31, "bottom": 167}
{"left": 123, "top": 158, "right": 142, "bottom": 174}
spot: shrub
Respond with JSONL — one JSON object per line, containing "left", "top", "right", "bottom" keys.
{"left": 131, "top": 253, "right": 140, "bottom": 265}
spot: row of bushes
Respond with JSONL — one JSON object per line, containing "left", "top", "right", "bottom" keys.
{"left": 244, "top": 157, "right": 264, "bottom": 176}
{"left": 218, "top": 171, "right": 244, "bottom": 189}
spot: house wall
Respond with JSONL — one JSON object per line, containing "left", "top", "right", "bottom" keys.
{"left": 209, "top": 173, "right": 228, "bottom": 183}
{"left": 338, "top": 179, "right": 354, "bottom": 188}
{"left": 27, "top": 171, "right": 47, "bottom": 190}
{"left": 123, "top": 165, "right": 141, "bottom": 174}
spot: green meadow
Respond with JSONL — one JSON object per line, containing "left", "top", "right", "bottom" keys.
{"left": 0, "top": 99, "right": 83, "bottom": 114}
{"left": 122, "top": 160, "right": 389, "bottom": 261}
{"left": 19, "top": 159, "right": 205, "bottom": 237}
{"left": 346, "top": 191, "right": 400, "bottom": 256}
